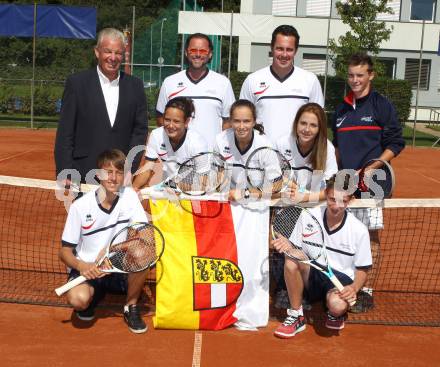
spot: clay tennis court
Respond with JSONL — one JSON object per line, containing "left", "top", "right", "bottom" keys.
{"left": 1, "top": 128, "right": 440, "bottom": 367}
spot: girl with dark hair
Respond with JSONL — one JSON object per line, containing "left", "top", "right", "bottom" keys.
{"left": 133, "top": 97, "right": 208, "bottom": 190}
{"left": 214, "top": 99, "right": 271, "bottom": 201}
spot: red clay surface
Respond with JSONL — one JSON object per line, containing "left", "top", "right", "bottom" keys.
{"left": 1, "top": 303, "right": 440, "bottom": 367}
{"left": 0, "top": 129, "right": 56, "bottom": 180}
{"left": 1, "top": 128, "right": 440, "bottom": 367}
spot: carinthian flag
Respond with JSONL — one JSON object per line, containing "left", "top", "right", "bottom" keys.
{"left": 150, "top": 199, "right": 269, "bottom": 330}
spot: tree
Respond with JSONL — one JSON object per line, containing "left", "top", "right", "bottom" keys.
{"left": 329, "top": 0, "right": 393, "bottom": 77}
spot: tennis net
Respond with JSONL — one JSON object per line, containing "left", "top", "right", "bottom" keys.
{"left": 1, "top": 175, "right": 439, "bottom": 326}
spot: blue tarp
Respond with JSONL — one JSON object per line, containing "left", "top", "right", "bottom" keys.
{"left": 0, "top": 4, "right": 96, "bottom": 39}
{"left": 0, "top": 4, "right": 34, "bottom": 37}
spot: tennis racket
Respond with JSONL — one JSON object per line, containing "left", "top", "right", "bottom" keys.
{"left": 153, "top": 152, "right": 229, "bottom": 196}
{"left": 357, "top": 159, "right": 395, "bottom": 199}
{"left": 271, "top": 206, "right": 356, "bottom": 306}
{"left": 55, "top": 222, "right": 165, "bottom": 296}
{"left": 245, "top": 147, "right": 293, "bottom": 194}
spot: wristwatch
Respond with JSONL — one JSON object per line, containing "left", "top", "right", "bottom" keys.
{"left": 244, "top": 188, "right": 250, "bottom": 199}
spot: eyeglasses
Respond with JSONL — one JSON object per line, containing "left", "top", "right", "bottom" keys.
{"left": 187, "top": 48, "right": 210, "bottom": 56}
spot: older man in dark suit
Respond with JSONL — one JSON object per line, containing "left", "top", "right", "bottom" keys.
{"left": 54, "top": 28, "right": 148, "bottom": 184}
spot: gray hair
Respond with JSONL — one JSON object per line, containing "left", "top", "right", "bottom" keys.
{"left": 96, "top": 28, "right": 125, "bottom": 48}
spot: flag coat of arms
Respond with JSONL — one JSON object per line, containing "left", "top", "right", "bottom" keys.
{"left": 150, "top": 199, "right": 269, "bottom": 330}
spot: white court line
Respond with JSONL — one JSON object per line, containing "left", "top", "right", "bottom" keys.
{"left": 0, "top": 149, "right": 36, "bottom": 163}
{"left": 403, "top": 167, "right": 440, "bottom": 185}
{"left": 191, "top": 331, "right": 203, "bottom": 367}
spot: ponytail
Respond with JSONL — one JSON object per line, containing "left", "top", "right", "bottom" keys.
{"left": 254, "top": 123, "right": 265, "bottom": 135}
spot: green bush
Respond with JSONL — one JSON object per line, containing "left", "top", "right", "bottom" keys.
{"left": 33, "top": 85, "right": 59, "bottom": 116}
{"left": 0, "top": 82, "right": 63, "bottom": 117}
{"left": 373, "top": 78, "right": 412, "bottom": 123}
{"left": 318, "top": 75, "right": 347, "bottom": 113}
{"left": 0, "top": 84, "right": 13, "bottom": 113}
{"left": 229, "top": 71, "right": 249, "bottom": 99}
{"left": 145, "top": 86, "right": 160, "bottom": 128}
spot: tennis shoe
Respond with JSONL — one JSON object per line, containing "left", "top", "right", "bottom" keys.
{"left": 325, "top": 312, "right": 345, "bottom": 330}
{"left": 75, "top": 307, "right": 95, "bottom": 321}
{"left": 274, "top": 310, "right": 306, "bottom": 338}
{"left": 124, "top": 304, "right": 147, "bottom": 334}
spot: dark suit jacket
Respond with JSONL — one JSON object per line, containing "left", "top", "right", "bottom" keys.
{"left": 54, "top": 68, "right": 148, "bottom": 182}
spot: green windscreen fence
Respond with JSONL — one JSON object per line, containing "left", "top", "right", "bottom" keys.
{"left": 132, "top": 0, "right": 222, "bottom": 89}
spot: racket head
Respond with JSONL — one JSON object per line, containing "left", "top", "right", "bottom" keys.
{"left": 107, "top": 222, "right": 165, "bottom": 272}
{"left": 357, "top": 159, "right": 395, "bottom": 199}
{"left": 245, "top": 147, "right": 292, "bottom": 194}
{"left": 271, "top": 206, "right": 325, "bottom": 262}
{"left": 175, "top": 152, "right": 228, "bottom": 195}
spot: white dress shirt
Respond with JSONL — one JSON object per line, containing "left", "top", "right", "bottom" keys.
{"left": 97, "top": 66, "right": 120, "bottom": 127}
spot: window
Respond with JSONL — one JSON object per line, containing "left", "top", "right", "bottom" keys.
{"left": 410, "top": 0, "right": 436, "bottom": 21}
{"left": 272, "top": 0, "right": 297, "bottom": 16}
{"left": 404, "top": 59, "right": 431, "bottom": 90}
{"left": 302, "top": 54, "right": 327, "bottom": 75}
{"left": 306, "top": 0, "right": 331, "bottom": 17}
{"left": 437, "top": 69, "right": 440, "bottom": 92}
{"left": 377, "top": 58, "right": 397, "bottom": 79}
{"left": 377, "top": 0, "right": 401, "bottom": 21}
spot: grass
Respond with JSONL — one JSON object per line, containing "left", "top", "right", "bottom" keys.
{"left": 0, "top": 121, "right": 58, "bottom": 129}
{"left": 0, "top": 114, "right": 58, "bottom": 129}
{"left": 425, "top": 124, "right": 440, "bottom": 133}
{"left": 402, "top": 126, "right": 439, "bottom": 147}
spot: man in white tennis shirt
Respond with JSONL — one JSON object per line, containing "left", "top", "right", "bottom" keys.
{"left": 59, "top": 149, "right": 149, "bottom": 334}
{"left": 156, "top": 33, "right": 235, "bottom": 147}
{"left": 240, "top": 25, "right": 324, "bottom": 309}
{"left": 272, "top": 175, "right": 372, "bottom": 338}
{"left": 240, "top": 24, "right": 323, "bottom": 143}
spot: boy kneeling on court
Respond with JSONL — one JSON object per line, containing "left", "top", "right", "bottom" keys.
{"left": 59, "top": 149, "right": 149, "bottom": 334}
{"left": 272, "top": 175, "right": 372, "bottom": 338}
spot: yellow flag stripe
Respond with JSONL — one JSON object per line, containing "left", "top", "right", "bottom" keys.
{"left": 151, "top": 200, "right": 199, "bottom": 329}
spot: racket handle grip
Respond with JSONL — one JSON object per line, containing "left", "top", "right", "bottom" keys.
{"left": 55, "top": 275, "right": 87, "bottom": 296}
{"left": 329, "top": 275, "right": 356, "bottom": 306}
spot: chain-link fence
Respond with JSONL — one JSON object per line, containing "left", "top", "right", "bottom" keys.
{"left": 0, "top": 78, "right": 63, "bottom": 128}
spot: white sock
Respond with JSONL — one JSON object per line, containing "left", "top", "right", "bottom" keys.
{"left": 287, "top": 306, "right": 303, "bottom": 317}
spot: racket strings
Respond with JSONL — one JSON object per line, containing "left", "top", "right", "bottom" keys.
{"left": 271, "top": 206, "right": 302, "bottom": 238}
{"left": 271, "top": 206, "right": 325, "bottom": 262}
{"left": 109, "top": 228, "right": 160, "bottom": 272}
{"left": 246, "top": 148, "right": 291, "bottom": 194}
{"left": 301, "top": 240, "right": 324, "bottom": 260}
{"left": 176, "top": 153, "right": 226, "bottom": 194}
